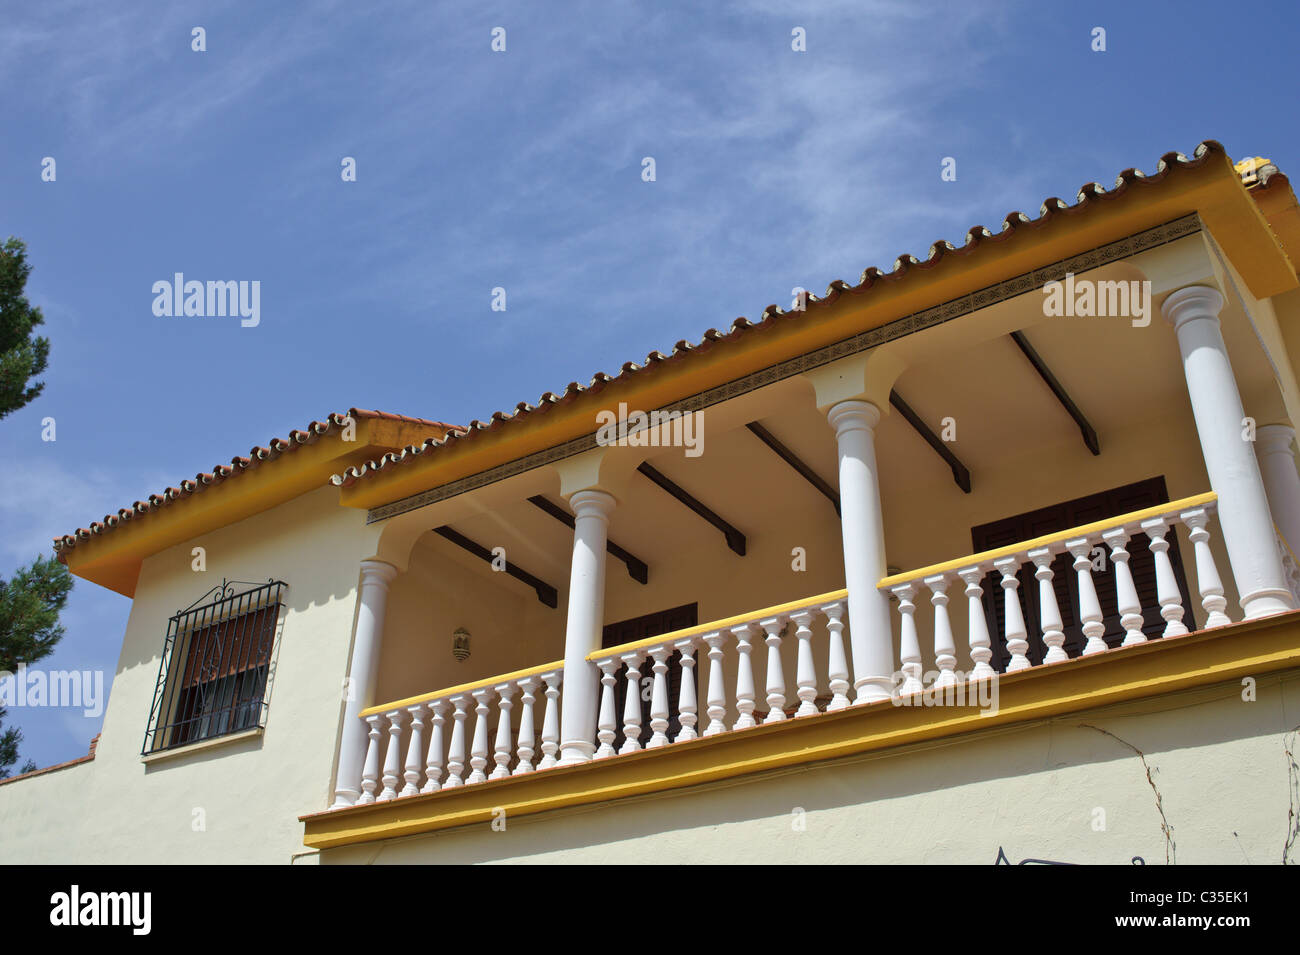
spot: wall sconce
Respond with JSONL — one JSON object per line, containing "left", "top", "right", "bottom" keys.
{"left": 452, "top": 628, "right": 471, "bottom": 662}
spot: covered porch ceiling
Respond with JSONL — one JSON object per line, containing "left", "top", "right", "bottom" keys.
{"left": 393, "top": 265, "right": 1280, "bottom": 610}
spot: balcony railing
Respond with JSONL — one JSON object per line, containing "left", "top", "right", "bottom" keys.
{"left": 880, "top": 491, "right": 1229, "bottom": 685}
{"left": 341, "top": 490, "right": 1244, "bottom": 808}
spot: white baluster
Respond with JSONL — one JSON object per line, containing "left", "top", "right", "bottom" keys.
{"left": 377, "top": 709, "right": 405, "bottom": 802}
{"left": 1027, "top": 548, "right": 1068, "bottom": 664}
{"left": 1066, "top": 538, "right": 1108, "bottom": 656}
{"left": 674, "top": 638, "right": 699, "bottom": 741}
{"left": 1182, "top": 508, "right": 1232, "bottom": 628}
{"left": 647, "top": 647, "right": 672, "bottom": 748}
{"left": 1103, "top": 529, "right": 1147, "bottom": 646}
{"left": 821, "top": 601, "right": 851, "bottom": 710}
{"left": 959, "top": 567, "right": 996, "bottom": 679}
{"left": 891, "top": 583, "right": 923, "bottom": 694}
{"left": 422, "top": 701, "right": 446, "bottom": 793}
{"left": 359, "top": 714, "right": 382, "bottom": 804}
{"left": 490, "top": 683, "right": 516, "bottom": 780}
{"left": 703, "top": 632, "right": 728, "bottom": 736}
{"left": 732, "top": 624, "right": 758, "bottom": 730}
{"left": 993, "top": 557, "right": 1031, "bottom": 671}
{"left": 514, "top": 677, "right": 538, "bottom": 775}
{"left": 1141, "top": 517, "right": 1189, "bottom": 637}
{"left": 595, "top": 659, "right": 619, "bottom": 758}
{"left": 468, "top": 688, "right": 493, "bottom": 784}
{"left": 538, "top": 671, "right": 562, "bottom": 770}
{"left": 445, "top": 695, "right": 469, "bottom": 787}
{"left": 400, "top": 704, "right": 425, "bottom": 797}
{"left": 760, "top": 617, "right": 788, "bottom": 723}
{"left": 791, "top": 610, "right": 819, "bottom": 716}
{"left": 619, "top": 651, "right": 645, "bottom": 754}
{"left": 924, "top": 575, "right": 957, "bottom": 687}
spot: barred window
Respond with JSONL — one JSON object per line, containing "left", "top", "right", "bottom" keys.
{"left": 143, "top": 579, "right": 286, "bottom": 755}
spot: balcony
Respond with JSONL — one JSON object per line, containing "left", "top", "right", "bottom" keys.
{"left": 302, "top": 488, "right": 1300, "bottom": 849}
{"left": 304, "top": 263, "right": 1300, "bottom": 850}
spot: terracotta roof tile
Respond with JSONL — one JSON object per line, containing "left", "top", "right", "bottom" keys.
{"left": 53, "top": 410, "right": 462, "bottom": 557}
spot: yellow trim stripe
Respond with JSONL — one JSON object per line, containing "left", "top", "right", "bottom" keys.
{"left": 1276, "top": 523, "right": 1299, "bottom": 565}
{"left": 587, "top": 588, "right": 849, "bottom": 661}
{"left": 878, "top": 491, "right": 1218, "bottom": 589}
{"left": 301, "top": 610, "right": 1300, "bottom": 850}
{"left": 360, "top": 659, "right": 564, "bottom": 718}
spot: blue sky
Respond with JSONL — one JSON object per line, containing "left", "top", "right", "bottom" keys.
{"left": 2, "top": 0, "right": 1297, "bottom": 768}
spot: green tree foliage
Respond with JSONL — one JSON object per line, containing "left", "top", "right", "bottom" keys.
{"left": 0, "top": 555, "right": 74, "bottom": 778}
{"left": 0, "top": 237, "right": 51, "bottom": 420}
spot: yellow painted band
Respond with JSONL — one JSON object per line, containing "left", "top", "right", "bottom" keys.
{"left": 300, "top": 610, "right": 1300, "bottom": 850}
{"left": 360, "top": 659, "right": 564, "bottom": 718}
{"left": 878, "top": 491, "right": 1218, "bottom": 589}
{"left": 587, "top": 588, "right": 849, "bottom": 662}
{"left": 1276, "top": 524, "right": 1298, "bottom": 565}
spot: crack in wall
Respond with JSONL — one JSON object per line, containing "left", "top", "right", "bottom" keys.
{"left": 1284, "top": 723, "right": 1300, "bottom": 865}
{"left": 1080, "top": 723, "right": 1177, "bottom": 865}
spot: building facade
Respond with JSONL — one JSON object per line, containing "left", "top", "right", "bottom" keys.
{"left": 4, "top": 142, "right": 1300, "bottom": 865}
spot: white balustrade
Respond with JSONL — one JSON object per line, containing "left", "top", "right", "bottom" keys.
{"left": 877, "top": 494, "right": 1234, "bottom": 691}
{"left": 584, "top": 594, "right": 861, "bottom": 750}
{"left": 341, "top": 665, "right": 564, "bottom": 802}
{"left": 335, "top": 495, "right": 1240, "bottom": 814}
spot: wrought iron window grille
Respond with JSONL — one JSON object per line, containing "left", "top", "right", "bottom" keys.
{"left": 142, "top": 579, "right": 286, "bottom": 755}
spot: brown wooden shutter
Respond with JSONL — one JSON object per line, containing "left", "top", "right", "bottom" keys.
{"left": 602, "top": 603, "right": 698, "bottom": 749}
{"left": 970, "top": 477, "right": 1194, "bottom": 672}
{"left": 180, "top": 603, "right": 277, "bottom": 687}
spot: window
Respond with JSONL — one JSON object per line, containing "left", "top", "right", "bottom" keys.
{"left": 142, "top": 579, "right": 286, "bottom": 754}
{"left": 970, "top": 477, "right": 1194, "bottom": 671}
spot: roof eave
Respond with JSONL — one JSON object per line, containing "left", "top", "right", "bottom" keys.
{"left": 339, "top": 142, "right": 1297, "bottom": 513}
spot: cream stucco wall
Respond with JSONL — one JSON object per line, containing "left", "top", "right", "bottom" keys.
{"left": 0, "top": 485, "right": 368, "bottom": 864}
{"left": 316, "top": 670, "right": 1300, "bottom": 865}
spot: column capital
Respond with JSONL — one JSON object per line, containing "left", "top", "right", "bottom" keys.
{"left": 568, "top": 487, "right": 617, "bottom": 519}
{"left": 1161, "top": 285, "right": 1225, "bottom": 330}
{"left": 359, "top": 559, "right": 398, "bottom": 587}
{"left": 826, "top": 398, "right": 883, "bottom": 436}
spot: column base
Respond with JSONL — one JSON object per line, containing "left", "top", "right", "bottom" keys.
{"left": 1240, "top": 587, "right": 1296, "bottom": 620}
{"left": 853, "top": 680, "right": 894, "bottom": 704}
{"left": 331, "top": 789, "right": 360, "bottom": 809}
{"left": 556, "top": 741, "right": 595, "bottom": 766}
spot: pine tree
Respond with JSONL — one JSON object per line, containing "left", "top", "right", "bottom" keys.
{"left": 0, "top": 556, "right": 74, "bottom": 778}
{"left": 0, "top": 236, "right": 51, "bottom": 419}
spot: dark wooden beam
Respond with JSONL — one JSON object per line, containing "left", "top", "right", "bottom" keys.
{"left": 888, "top": 390, "right": 973, "bottom": 494}
{"left": 526, "top": 495, "right": 649, "bottom": 584}
{"left": 1010, "top": 330, "right": 1101, "bottom": 456}
{"left": 432, "top": 526, "right": 558, "bottom": 608}
{"left": 745, "top": 421, "right": 840, "bottom": 516}
{"left": 636, "top": 462, "right": 746, "bottom": 556}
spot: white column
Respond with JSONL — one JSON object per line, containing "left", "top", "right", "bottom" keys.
{"left": 332, "top": 559, "right": 398, "bottom": 808}
{"left": 1256, "top": 424, "right": 1300, "bottom": 555}
{"left": 827, "top": 400, "right": 894, "bottom": 702}
{"left": 1162, "top": 286, "right": 1293, "bottom": 618}
{"left": 557, "top": 490, "right": 616, "bottom": 765}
